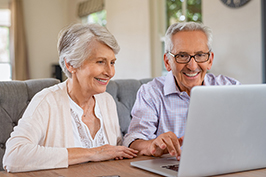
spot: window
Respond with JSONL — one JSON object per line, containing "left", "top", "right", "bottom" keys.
{"left": 81, "top": 10, "right": 107, "bottom": 26}
{"left": 78, "top": 0, "right": 106, "bottom": 26}
{"left": 0, "top": 9, "right": 11, "bottom": 81}
{"left": 166, "top": 0, "right": 202, "bottom": 28}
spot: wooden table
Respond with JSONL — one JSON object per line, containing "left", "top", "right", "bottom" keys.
{"left": 1, "top": 155, "right": 266, "bottom": 177}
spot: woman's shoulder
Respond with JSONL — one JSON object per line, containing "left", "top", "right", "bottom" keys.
{"left": 27, "top": 82, "right": 67, "bottom": 111}
{"left": 34, "top": 82, "right": 66, "bottom": 98}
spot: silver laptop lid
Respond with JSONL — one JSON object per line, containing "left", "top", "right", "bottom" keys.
{"left": 178, "top": 84, "right": 266, "bottom": 177}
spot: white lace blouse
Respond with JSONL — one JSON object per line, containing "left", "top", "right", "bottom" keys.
{"left": 68, "top": 95, "right": 109, "bottom": 148}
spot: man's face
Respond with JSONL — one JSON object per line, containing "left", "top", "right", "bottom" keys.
{"left": 164, "top": 30, "right": 214, "bottom": 95}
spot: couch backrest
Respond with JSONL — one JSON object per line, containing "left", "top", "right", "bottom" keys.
{"left": 0, "top": 78, "right": 60, "bottom": 171}
{"left": 106, "top": 78, "right": 152, "bottom": 136}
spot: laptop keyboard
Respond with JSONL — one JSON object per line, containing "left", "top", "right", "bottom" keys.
{"left": 161, "top": 164, "right": 179, "bottom": 172}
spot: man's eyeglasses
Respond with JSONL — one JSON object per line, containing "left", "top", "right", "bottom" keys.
{"left": 168, "top": 51, "right": 211, "bottom": 64}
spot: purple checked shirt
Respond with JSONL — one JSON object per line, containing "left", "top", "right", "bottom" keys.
{"left": 123, "top": 71, "right": 240, "bottom": 147}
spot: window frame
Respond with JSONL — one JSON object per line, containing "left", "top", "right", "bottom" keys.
{"left": 0, "top": 9, "right": 12, "bottom": 81}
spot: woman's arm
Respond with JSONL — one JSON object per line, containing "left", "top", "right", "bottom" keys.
{"left": 67, "top": 144, "right": 138, "bottom": 165}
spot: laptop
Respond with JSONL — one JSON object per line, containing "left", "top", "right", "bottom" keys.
{"left": 131, "top": 84, "right": 266, "bottom": 177}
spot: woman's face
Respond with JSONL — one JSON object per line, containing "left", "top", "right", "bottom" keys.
{"left": 74, "top": 40, "right": 116, "bottom": 95}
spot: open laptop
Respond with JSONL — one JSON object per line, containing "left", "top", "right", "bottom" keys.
{"left": 131, "top": 84, "right": 266, "bottom": 177}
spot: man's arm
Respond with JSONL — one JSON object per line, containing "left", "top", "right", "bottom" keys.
{"left": 124, "top": 82, "right": 183, "bottom": 159}
{"left": 123, "top": 84, "right": 160, "bottom": 147}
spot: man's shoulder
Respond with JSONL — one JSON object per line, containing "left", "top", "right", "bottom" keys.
{"left": 205, "top": 73, "right": 240, "bottom": 85}
{"left": 139, "top": 76, "right": 166, "bottom": 93}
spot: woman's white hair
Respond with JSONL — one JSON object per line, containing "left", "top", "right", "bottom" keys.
{"left": 164, "top": 22, "right": 213, "bottom": 58}
{"left": 57, "top": 23, "right": 120, "bottom": 78}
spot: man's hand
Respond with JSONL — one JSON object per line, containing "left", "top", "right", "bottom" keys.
{"left": 130, "top": 131, "right": 184, "bottom": 160}
{"left": 149, "top": 132, "right": 183, "bottom": 160}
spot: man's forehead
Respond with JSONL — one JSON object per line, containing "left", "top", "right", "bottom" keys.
{"left": 171, "top": 30, "right": 209, "bottom": 53}
{"left": 172, "top": 30, "right": 207, "bottom": 36}
{"left": 172, "top": 30, "right": 207, "bottom": 42}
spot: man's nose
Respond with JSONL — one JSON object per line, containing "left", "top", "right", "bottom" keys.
{"left": 186, "top": 56, "right": 198, "bottom": 70}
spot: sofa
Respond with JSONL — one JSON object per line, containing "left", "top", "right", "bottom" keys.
{"left": 0, "top": 77, "right": 152, "bottom": 171}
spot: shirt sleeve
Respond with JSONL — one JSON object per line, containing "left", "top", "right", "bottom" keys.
{"left": 123, "top": 84, "right": 160, "bottom": 147}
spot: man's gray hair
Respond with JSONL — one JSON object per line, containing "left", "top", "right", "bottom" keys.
{"left": 57, "top": 23, "right": 120, "bottom": 78}
{"left": 165, "top": 22, "right": 213, "bottom": 56}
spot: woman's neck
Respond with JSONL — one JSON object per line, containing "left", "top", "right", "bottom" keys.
{"left": 66, "top": 79, "right": 94, "bottom": 109}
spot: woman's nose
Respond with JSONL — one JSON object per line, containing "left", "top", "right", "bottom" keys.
{"left": 105, "top": 64, "right": 114, "bottom": 77}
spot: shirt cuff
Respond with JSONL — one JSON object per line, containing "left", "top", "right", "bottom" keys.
{"left": 122, "top": 132, "right": 149, "bottom": 147}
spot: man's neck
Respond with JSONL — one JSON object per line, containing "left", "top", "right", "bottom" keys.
{"left": 174, "top": 77, "right": 205, "bottom": 96}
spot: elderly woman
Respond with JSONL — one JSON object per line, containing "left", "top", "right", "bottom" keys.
{"left": 3, "top": 23, "right": 138, "bottom": 172}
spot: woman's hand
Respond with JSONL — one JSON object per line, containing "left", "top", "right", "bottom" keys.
{"left": 90, "top": 144, "right": 138, "bottom": 161}
{"left": 67, "top": 144, "right": 138, "bottom": 165}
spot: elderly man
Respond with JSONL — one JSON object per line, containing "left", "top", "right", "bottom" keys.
{"left": 123, "top": 22, "right": 240, "bottom": 160}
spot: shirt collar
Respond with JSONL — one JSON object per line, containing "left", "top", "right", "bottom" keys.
{"left": 203, "top": 73, "right": 211, "bottom": 86}
{"left": 164, "top": 71, "right": 181, "bottom": 96}
{"left": 164, "top": 71, "right": 210, "bottom": 96}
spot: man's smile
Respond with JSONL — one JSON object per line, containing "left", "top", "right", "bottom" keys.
{"left": 183, "top": 72, "right": 199, "bottom": 77}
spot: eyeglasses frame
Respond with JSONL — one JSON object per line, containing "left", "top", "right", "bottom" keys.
{"left": 168, "top": 51, "right": 211, "bottom": 64}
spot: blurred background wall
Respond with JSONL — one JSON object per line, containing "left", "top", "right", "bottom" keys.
{"left": 0, "top": 0, "right": 262, "bottom": 84}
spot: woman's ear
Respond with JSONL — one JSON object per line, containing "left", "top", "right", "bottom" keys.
{"left": 64, "top": 58, "right": 76, "bottom": 73}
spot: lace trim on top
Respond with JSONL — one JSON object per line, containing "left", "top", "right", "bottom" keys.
{"left": 70, "top": 108, "right": 107, "bottom": 148}
{"left": 67, "top": 93, "right": 108, "bottom": 148}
